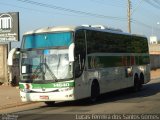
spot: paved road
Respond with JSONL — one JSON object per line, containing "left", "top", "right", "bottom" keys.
{"left": 2, "top": 78, "right": 160, "bottom": 120}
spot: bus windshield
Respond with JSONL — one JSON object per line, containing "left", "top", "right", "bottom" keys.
{"left": 21, "top": 49, "right": 73, "bottom": 83}
{"left": 22, "top": 32, "right": 72, "bottom": 49}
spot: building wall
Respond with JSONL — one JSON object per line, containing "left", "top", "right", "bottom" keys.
{"left": 150, "top": 55, "right": 160, "bottom": 69}
{"left": 0, "top": 44, "right": 8, "bottom": 83}
{"left": 10, "top": 58, "right": 20, "bottom": 85}
{"left": 149, "top": 44, "right": 160, "bottom": 54}
{"left": 149, "top": 44, "right": 160, "bottom": 69}
{"left": 149, "top": 36, "right": 158, "bottom": 44}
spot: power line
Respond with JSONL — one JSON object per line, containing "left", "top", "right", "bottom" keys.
{"left": 4, "top": 0, "right": 159, "bottom": 35}
{"left": 153, "top": 0, "right": 160, "bottom": 7}
{"left": 132, "top": 19, "right": 160, "bottom": 34}
{"left": 144, "top": 0, "right": 160, "bottom": 9}
{"left": 131, "top": 0, "right": 144, "bottom": 15}
{"left": 90, "top": 0, "right": 125, "bottom": 8}
{"left": 0, "top": 2, "right": 86, "bottom": 17}
{"left": 17, "top": 0, "right": 127, "bottom": 21}
{"left": 16, "top": 0, "right": 158, "bottom": 33}
{"left": 132, "top": 19, "right": 151, "bottom": 29}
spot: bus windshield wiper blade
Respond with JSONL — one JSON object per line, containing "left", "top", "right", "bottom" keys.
{"left": 44, "top": 63, "right": 58, "bottom": 82}
{"left": 33, "top": 63, "right": 58, "bottom": 82}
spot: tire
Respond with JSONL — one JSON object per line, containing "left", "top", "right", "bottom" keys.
{"left": 44, "top": 101, "right": 55, "bottom": 106}
{"left": 140, "top": 73, "right": 144, "bottom": 84}
{"left": 90, "top": 80, "right": 100, "bottom": 102}
{"left": 133, "top": 75, "right": 142, "bottom": 92}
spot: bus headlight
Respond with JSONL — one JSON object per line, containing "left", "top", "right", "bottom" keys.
{"left": 20, "top": 88, "right": 31, "bottom": 93}
{"left": 20, "top": 84, "right": 31, "bottom": 93}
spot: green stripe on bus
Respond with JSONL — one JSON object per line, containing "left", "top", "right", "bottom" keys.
{"left": 19, "top": 81, "right": 75, "bottom": 89}
{"left": 32, "top": 81, "right": 75, "bottom": 89}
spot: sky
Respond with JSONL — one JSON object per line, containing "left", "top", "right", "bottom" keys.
{"left": 1, "top": 0, "right": 160, "bottom": 48}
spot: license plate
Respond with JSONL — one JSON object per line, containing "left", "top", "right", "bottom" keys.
{"left": 40, "top": 95, "right": 49, "bottom": 99}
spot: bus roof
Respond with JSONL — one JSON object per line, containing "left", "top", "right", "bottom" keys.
{"left": 23, "top": 25, "right": 146, "bottom": 38}
{"left": 23, "top": 26, "right": 78, "bottom": 35}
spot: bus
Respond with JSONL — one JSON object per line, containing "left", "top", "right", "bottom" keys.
{"left": 18, "top": 25, "right": 150, "bottom": 105}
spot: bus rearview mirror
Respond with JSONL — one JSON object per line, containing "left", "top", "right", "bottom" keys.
{"left": 68, "top": 43, "right": 75, "bottom": 62}
{"left": 8, "top": 48, "right": 20, "bottom": 66}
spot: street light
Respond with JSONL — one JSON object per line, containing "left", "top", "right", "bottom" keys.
{"left": 152, "top": 22, "right": 160, "bottom": 35}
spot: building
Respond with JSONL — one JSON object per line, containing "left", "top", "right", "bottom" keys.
{"left": 149, "top": 36, "right": 158, "bottom": 44}
{"left": 149, "top": 44, "right": 160, "bottom": 69}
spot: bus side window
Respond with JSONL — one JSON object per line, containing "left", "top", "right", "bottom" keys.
{"left": 75, "top": 30, "right": 86, "bottom": 78}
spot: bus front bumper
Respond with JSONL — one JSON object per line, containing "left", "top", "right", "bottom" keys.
{"left": 20, "top": 89, "right": 75, "bottom": 102}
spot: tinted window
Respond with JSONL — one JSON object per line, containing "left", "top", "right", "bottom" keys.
{"left": 86, "top": 30, "right": 148, "bottom": 53}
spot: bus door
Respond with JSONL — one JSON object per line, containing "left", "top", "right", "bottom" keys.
{"left": 74, "top": 30, "right": 88, "bottom": 99}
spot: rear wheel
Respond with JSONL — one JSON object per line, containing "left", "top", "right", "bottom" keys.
{"left": 44, "top": 101, "right": 55, "bottom": 106}
{"left": 90, "top": 80, "right": 100, "bottom": 102}
{"left": 133, "top": 75, "right": 142, "bottom": 92}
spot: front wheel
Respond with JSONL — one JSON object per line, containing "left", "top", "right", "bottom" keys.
{"left": 44, "top": 101, "right": 55, "bottom": 106}
{"left": 90, "top": 81, "right": 100, "bottom": 102}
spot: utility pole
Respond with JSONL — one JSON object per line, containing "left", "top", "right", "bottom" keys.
{"left": 128, "top": 0, "right": 131, "bottom": 33}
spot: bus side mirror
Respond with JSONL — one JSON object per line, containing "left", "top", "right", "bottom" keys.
{"left": 8, "top": 48, "right": 20, "bottom": 66}
{"left": 68, "top": 43, "right": 75, "bottom": 62}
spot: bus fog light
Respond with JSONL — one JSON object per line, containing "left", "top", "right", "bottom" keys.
{"left": 65, "top": 94, "right": 73, "bottom": 97}
{"left": 21, "top": 96, "right": 26, "bottom": 99}
{"left": 60, "top": 87, "right": 73, "bottom": 92}
{"left": 65, "top": 95, "right": 69, "bottom": 97}
{"left": 69, "top": 94, "right": 73, "bottom": 97}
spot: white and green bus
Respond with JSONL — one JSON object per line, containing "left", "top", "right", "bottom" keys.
{"left": 19, "top": 25, "right": 150, "bottom": 105}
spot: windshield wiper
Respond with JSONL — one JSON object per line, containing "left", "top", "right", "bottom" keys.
{"left": 33, "top": 63, "right": 58, "bottom": 82}
{"left": 43, "top": 63, "right": 58, "bottom": 82}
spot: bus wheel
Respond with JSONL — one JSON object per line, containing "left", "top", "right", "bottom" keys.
{"left": 90, "top": 80, "right": 100, "bottom": 102}
{"left": 133, "top": 75, "right": 142, "bottom": 92}
{"left": 44, "top": 101, "right": 55, "bottom": 106}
